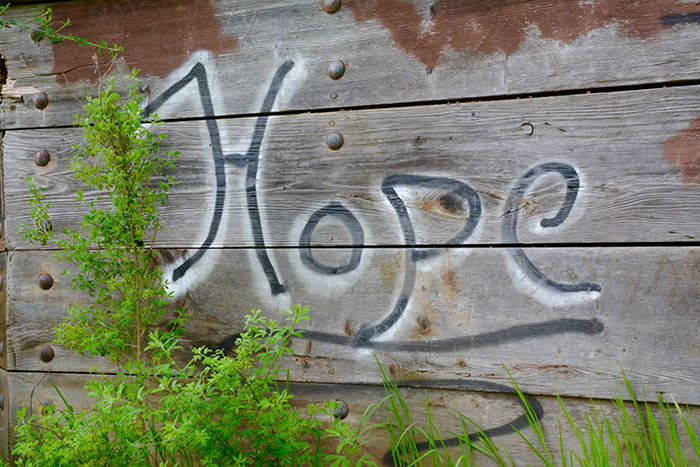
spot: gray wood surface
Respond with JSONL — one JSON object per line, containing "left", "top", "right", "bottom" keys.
{"left": 0, "top": 369, "right": 8, "bottom": 461}
{"left": 7, "top": 370, "right": 700, "bottom": 466}
{"left": 4, "top": 84, "right": 700, "bottom": 250}
{"left": 0, "top": 253, "right": 7, "bottom": 372}
{"left": 3, "top": 0, "right": 700, "bottom": 128}
{"left": 6, "top": 247, "right": 700, "bottom": 404}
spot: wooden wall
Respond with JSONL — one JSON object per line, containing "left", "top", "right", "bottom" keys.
{"left": 1, "top": 0, "right": 700, "bottom": 462}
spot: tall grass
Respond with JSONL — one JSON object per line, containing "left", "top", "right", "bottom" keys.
{"left": 376, "top": 362, "right": 700, "bottom": 466}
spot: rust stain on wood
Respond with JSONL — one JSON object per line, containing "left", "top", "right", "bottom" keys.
{"left": 415, "top": 314, "right": 432, "bottom": 335}
{"left": 51, "top": 0, "right": 237, "bottom": 84}
{"left": 343, "top": 319, "right": 355, "bottom": 337}
{"left": 662, "top": 115, "right": 700, "bottom": 187}
{"left": 348, "top": 0, "right": 700, "bottom": 71}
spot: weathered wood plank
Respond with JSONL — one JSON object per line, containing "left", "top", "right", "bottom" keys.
{"left": 4, "top": 0, "right": 700, "bottom": 128}
{"left": 6, "top": 247, "right": 700, "bottom": 404}
{"left": 7, "top": 371, "right": 700, "bottom": 466}
{"left": 0, "top": 253, "right": 7, "bottom": 372}
{"left": 0, "top": 369, "right": 8, "bottom": 461}
{"left": 4, "top": 84, "right": 700, "bottom": 249}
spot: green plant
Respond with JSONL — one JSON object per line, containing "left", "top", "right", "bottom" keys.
{"left": 515, "top": 368, "right": 700, "bottom": 467}
{"left": 12, "top": 306, "right": 370, "bottom": 467}
{"left": 376, "top": 361, "right": 700, "bottom": 467}
{"left": 377, "top": 359, "right": 495, "bottom": 467}
{"left": 14, "top": 74, "right": 372, "bottom": 466}
{"left": 0, "top": 3, "right": 121, "bottom": 54}
{"left": 23, "top": 71, "right": 177, "bottom": 364}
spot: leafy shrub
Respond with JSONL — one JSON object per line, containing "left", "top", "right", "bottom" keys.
{"left": 14, "top": 73, "right": 372, "bottom": 467}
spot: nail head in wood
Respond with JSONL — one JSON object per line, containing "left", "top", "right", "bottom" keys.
{"left": 322, "top": 0, "right": 341, "bottom": 14}
{"left": 333, "top": 400, "right": 349, "bottom": 419}
{"left": 327, "top": 60, "right": 345, "bottom": 80}
{"left": 35, "top": 149, "right": 51, "bottom": 167}
{"left": 33, "top": 92, "right": 49, "bottom": 110}
{"left": 326, "top": 131, "right": 344, "bottom": 150}
{"left": 38, "top": 272, "right": 54, "bottom": 290}
{"left": 39, "top": 343, "right": 54, "bottom": 362}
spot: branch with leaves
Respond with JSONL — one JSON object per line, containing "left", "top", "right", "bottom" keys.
{"left": 0, "top": 3, "right": 121, "bottom": 55}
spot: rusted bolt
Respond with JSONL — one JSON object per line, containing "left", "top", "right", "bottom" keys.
{"left": 330, "top": 92, "right": 338, "bottom": 99}
{"left": 33, "top": 92, "right": 49, "bottom": 110}
{"left": 35, "top": 149, "right": 51, "bottom": 167}
{"left": 327, "top": 60, "right": 345, "bottom": 80}
{"left": 38, "top": 272, "right": 54, "bottom": 290}
{"left": 326, "top": 131, "right": 344, "bottom": 150}
{"left": 322, "top": 0, "right": 341, "bottom": 14}
{"left": 39, "top": 343, "right": 54, "bottom": 362}
{"left": 417, "top": 316, "right": 431, "bottom": 332}
{"left": 333, "top": 400, "right": 349, "bottom": 419}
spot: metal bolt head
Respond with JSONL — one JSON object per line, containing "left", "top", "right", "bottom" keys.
{"left": 333, "top": 400, "right": 349, "bottom": 419}
{"left": 322, "top": 0, "right": 341, "bottom": 13}
{"left": 326, "top": 131, "right": 344, "bottom": 150}
{"left": 327, "top": 60, "right": 345, "bottom": 80}
{"left": 33, "top": 92, "right": 49, "bottom": 110}
{"left": 39, "top": 343, "right": 54, "bottom": 362}
{"left": 38, "top": 272, "right": 54, "bottom": 290}
{"left": 35, "top": 149, "right": 51, "bottom": 167}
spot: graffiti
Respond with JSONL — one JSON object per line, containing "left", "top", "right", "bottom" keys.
{"left": 382, "top": 378, "right": 544, "bottom": 466}
{"left": 145, "top": 60, "right": 293, "bottom": 294}
{"left": 349, "top": 0, "right": 700, "bottom": 71}
{"left": 502, "top": 162, "right": 602, "bottom": 295}
{"left": 143, "top": 59, "right": 605, "bottom": 462}
{"left": 300, "top": 202, "right": 364, "bottom": 275}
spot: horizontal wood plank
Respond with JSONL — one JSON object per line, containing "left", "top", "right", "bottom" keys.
{"left": 0, "top": 369, "right": 8, "bottom": 460}
{"left": 4, "top": 87, "right": 700, "bottom": 249}
{"left": 3, "top": 0, "right": 700, "bottom": 128}
{"left": 6, "top": 246, "right": 700, "bottom": 404}
{"left": 4, "top": 84, "right": 700, "bottom": 249}
{"left": 7, "top": 371, "right": 700, "bottom": 466}
{"left": 0, "top": 253, "right": 7, "bottom": 372}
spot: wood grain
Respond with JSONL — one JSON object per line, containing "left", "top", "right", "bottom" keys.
{"left": 0, "top": 369, "right": 8, "bottom": 461}
{"left": 6, "top": 246, "right": 700, "bottom": 404}
{"left": 7, "top": 370, "right": 700, "bottom": 466}
{"left": 3, "top": 0, "right": 700, "bottom": 128}
{"left": 4, "top": 84, "right": 700, "bottom": 250}
{"left": 0, "top": 253, "right": 7, "bottom": 372}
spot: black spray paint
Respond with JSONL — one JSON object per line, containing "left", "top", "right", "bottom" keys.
{"left": 661, "top": 12, "right": 700, "bottom": 27}
{"left": 382, "top": 379, "right": 544, "bottom": 466}
{"left": 300, "top": 202, "right": 364, "bottom": 275}
{"left": 144, "top": 63, "right": 225, "bottom": 282}
{"left": 150, "top": 62, "right": 604, "bottom": 464}
{"left": 352, "top": 175, "right": 482, "bottom": 345}
{"left": 502, "top": 162, "right": 602, "bottom": 293}
{"left": 145, "top": 61, "right": 294, "bottom": 294}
